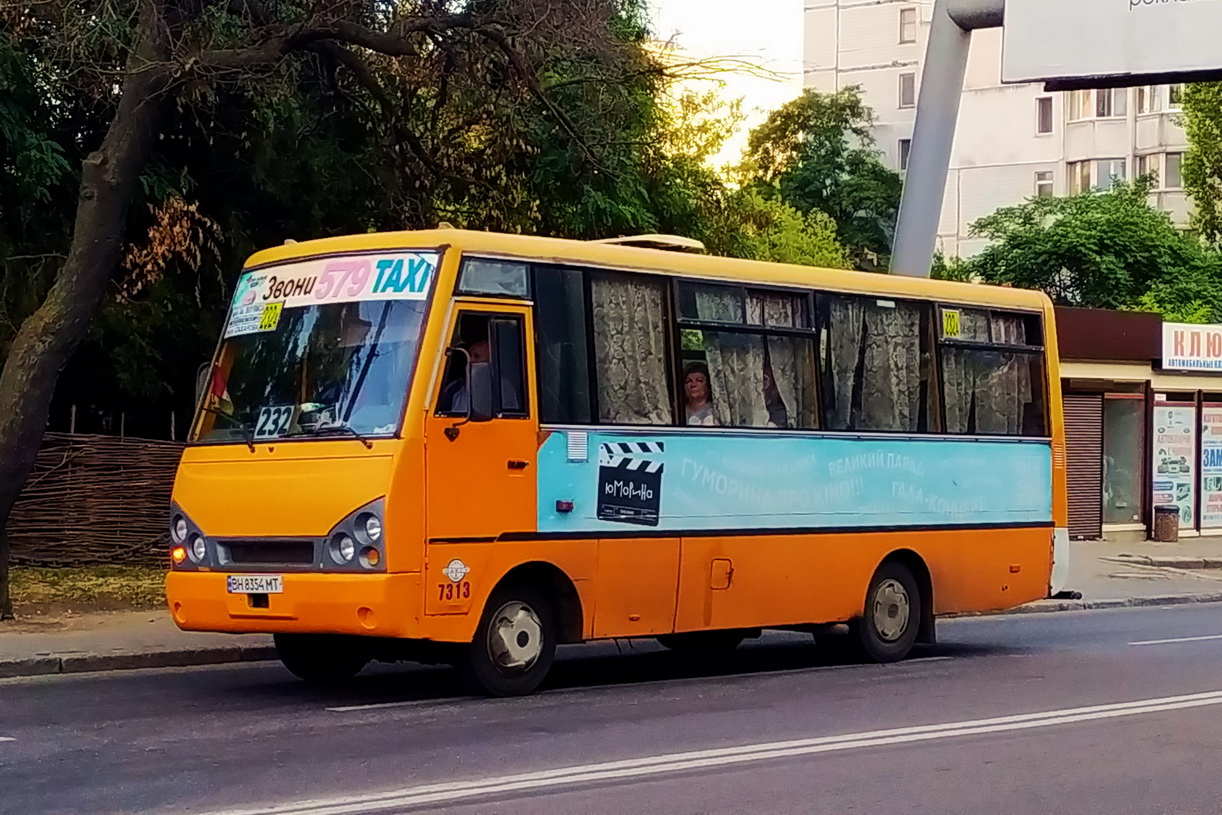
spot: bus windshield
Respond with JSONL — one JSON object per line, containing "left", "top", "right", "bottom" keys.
{"left": 193, "top": 250, "right": 437, "bottom": 444}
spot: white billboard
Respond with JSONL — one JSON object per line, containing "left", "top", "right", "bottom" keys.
{"left": 1002, "top": 0, "right": 1222, "bottom": 84}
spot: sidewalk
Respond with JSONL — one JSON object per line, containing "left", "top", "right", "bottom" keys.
{"left": 0, "top": 611, "right": 273, "bottom": 679}
{"left": 4, "top": 539, "right": 1222, "bottom": 679}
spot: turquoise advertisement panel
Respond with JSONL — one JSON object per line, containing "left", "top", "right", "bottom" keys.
{"left": 537, "top": 430, "right": 1053, "bottom": 533}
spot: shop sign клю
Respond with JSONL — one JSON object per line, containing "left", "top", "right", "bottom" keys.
{"left": 1163, "top": 323, "right": 1222, "bottom": 372}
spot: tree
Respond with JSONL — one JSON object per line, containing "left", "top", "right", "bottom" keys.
{"left": 955, "top": 180, "right": 1222, "bottom": 320}
{"left": 0, "top": 0, "right": 675, "bottom": 619}
{"left": 1181, "top": 82, "right": 1222, "bottom": 246}
{"left": 644, "top": 89, "right": 849, "bottom": 269}
{"left": 738, "top": 87, "right": 901, "bottom": 268}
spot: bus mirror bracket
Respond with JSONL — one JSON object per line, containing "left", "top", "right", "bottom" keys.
{"left": 444, "top": 348, "right": 494, "bottom": 441}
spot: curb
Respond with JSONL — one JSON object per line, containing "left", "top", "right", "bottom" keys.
{"left": 6, "top": 593, "right": 1222, "bottom": 680}
{"left": 955, "top": 592, "right": 1222, "bottom": 617}
{"left": 1102, "top": 555, "right": 1222, "bottom": 570}
{"left": 0, "top": 644, "right": 276, "bottom": 680}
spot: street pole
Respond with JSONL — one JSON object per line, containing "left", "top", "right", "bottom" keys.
{"left": 890, "top": 0, "right": 1005, "bottom": 278}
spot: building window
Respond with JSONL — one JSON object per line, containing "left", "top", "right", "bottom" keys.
{"left": 1068, "top": 90, "right": 1092, "bottom": 122}
{"left": 1103, "top": 395, "right": 1145, "bottom": 525}
{"left": 819, "top": 296, "right": 934, "bottom": 433}
{"left": 1136, "top": 86, "right": 1157, "bottom": 115}
{"left": 1068, "top": 161, "right": 1091, "bottom": 194}
{"left": 1135, "top": 154, "right": 1155, "bottom": 182}
{"left": 1036, "top": 97, "right": 1054, "bottom": 135}
{"left": 1166, "top": 152, "right": 1184, "bottom": 189}
{"left": 1095, "top": 87, "right": 1128, "bottom": 119}
{"left": 1097, "top": 158, "right": 1127, "bottom": 188}
{"left": 1035, "top": 171, "right": 1054, "bottom": 198}
{"left": 1168, "top": 84, "right": 1185, "bottom": 110}
{"left": 899, "top": 138, "right": 912, "bottom": 171}
{"left": 899, "top": 72, "right": 916, "bottom": 109}
{"left": 1069, "top": 88, "right": 1128, "bottom": 121}
{"left": 899, "top": 7, "right": 917, "bottom": 43}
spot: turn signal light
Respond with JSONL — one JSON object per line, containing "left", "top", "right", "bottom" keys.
{"left": 171, "top": 546, "right": 187, "bottom": 565}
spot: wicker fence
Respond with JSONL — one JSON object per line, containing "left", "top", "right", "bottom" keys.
{"left": 9, "top": 433, "right": 184, "bottom": 567}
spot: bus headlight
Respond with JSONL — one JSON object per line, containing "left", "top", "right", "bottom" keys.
{"left": 329, "top": 534, "right": 356, "bottom": 564}
{"left": 172, "top": 516, "right": 188, "bottom": 544}
{"left": 360, "top": 514, "right": 382, "bottom": 544}
{"left": 321, "top": 497, "right": 386, "bottom": 572}
{"left": 189, "top": 534, "right": 208, "bottom": 564}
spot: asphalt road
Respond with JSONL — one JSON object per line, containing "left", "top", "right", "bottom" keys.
{"left": 4, "top": 605, "right": 1222, "bottom": 815}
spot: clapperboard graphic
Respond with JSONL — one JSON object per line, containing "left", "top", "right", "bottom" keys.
{"left": 597, "top": 441, "right": 665, "bottom": 527}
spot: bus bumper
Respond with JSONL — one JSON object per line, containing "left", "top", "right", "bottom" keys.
{"left": 165, "top": 571, "right": 422, "bottom": 638}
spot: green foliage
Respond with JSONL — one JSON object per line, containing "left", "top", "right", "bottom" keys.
{"left": 930, "top": 252, "right": 975, "bottom": 283}
{"left": 706, "top": 190, "right": 849, "bottom": 269}
{"left": 1181, "top": 82, "right": 1222, "bottom": 246}
{"left": 951, "top": 180, "right": 1222, "bottom": 323}
{"left": 738, "top": 88, "right": 901, "bottom": 268}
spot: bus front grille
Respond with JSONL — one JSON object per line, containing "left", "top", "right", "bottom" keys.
{"left": 223, "top": 540, "right": 316, "bottom": 565}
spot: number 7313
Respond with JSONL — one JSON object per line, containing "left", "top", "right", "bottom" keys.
{"left": 438, "top": 581, "right": 471, "bottom": 601}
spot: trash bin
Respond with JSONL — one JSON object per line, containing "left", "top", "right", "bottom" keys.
{"left": 1153, "top": 505, "right": 1180, "bottom": 542}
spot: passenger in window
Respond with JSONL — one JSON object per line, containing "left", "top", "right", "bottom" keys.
{"left": 443, "top": 338, "right": 490, "bottom": 413}
{"left": 683, "top": 362, "right": 717, "bottom": 426}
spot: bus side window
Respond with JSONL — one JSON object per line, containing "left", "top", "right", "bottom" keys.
{"left": 490, "top": 317, "right": 527, "bottom": 417}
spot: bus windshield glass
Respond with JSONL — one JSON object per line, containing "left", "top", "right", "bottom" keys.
{"left": 192, "top": 250, "right": 438, "bottom": 444}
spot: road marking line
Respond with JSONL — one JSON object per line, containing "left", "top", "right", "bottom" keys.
{"left": 225, "top": 688, "right": 1222, "bottom": 815}
{"left": 0, "top": 737, "right": 13, "bottom": 743}
{"left": 1129, "top": 634, "right": 1222, "bottom": 646}
{"left": 327, "top": 698, "right": 459, "bottom": 713}
{"left": 324, "top": 656, "right": 953, "bottom": 713}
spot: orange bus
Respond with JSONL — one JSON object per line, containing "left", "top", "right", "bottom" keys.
{"left": 167, "top": 229, "right": 1069, "bottom": 696}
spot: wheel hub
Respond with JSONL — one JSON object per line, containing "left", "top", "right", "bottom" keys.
{"left": 872, "top": 578, "right": 911, "bottom": 642}
{"left": 487, "top": 601, "right": 543, "bottom": 671}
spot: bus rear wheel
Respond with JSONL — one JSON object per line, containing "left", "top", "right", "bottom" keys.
{"left": 274, "top": 634, "right": 370, "bottom": 683}
{"left": 853, "top": 561, "right": 921, "bottom": 663}
{"left": 458, "top": 583, "right": 557, "bottom": 697}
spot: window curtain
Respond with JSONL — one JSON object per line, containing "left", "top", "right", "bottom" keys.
{"left": 825, "top": 298, "right": 925, "bottom": 431}
{"left": 748, "top": 292, "right": 816, "bottom": 429}
{"left": 824, "top": 297, "right": 866, "bottom": 429}
{"left": 695, "top": 289, "right": 766, "bottom": 426}
{"left": 943, "top": 311, "right": 1032, "bottom": 434}
{"left": 861, "top": 304, "right": 924, "bottom": 432}
{"left": 590, "top": 276, "right": 671, "bottom": 424}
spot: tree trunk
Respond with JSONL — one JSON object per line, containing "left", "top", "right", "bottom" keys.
{"left": 0, "top": 4, "right": 171, "bottom": 620}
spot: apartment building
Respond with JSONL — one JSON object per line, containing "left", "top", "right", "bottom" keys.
{"left": 804, "top": 0, "right": 1191, "bottom": 258}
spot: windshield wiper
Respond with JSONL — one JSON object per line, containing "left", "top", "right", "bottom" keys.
{"left": 200, "top": 405, "right": 255, "bottom": 452}
{"left": 304, "top": 424, "right": 374, "bottom": 449}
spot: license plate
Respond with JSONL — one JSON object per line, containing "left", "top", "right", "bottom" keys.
{"left": 227, "top": 574, "right": 283, "bottom": 594}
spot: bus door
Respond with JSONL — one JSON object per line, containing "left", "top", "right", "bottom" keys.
{"left": 425, "top": 302, "right": 537, "bottom": 541}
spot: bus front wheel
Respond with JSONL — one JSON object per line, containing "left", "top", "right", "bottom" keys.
{"left": 458, "top": 583, "right": 557, "bottom": 697}
{"left": 274, "top": 633, "right": 370, "bottom": 683}
{"left": 854, "top": 561, "right": 921, "bottom": 663}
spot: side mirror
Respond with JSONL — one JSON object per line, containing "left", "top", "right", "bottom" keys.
{"left": 195, "top": 362, "right": 210, "bottom": 406}
{"left": 468, "top": 361, "right": 495, "bottom": 422}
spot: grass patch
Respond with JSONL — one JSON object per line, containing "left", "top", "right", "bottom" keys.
{"left": 10, "top": 565, "right": 167, "bottom": 611}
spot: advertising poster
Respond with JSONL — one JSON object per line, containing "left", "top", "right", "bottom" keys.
{"left": 1201, "top": 405, "right": 1222, "bottom": 529}
{"left": 538, "top": 431, "right": 1053, "bottom": 534}
{"left": 1152, "top": 404, "right": 1197, "bottom": 527}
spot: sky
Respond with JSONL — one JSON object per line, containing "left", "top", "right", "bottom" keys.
{"left": 648, "top": 0, "right": 803, "bottom": 166}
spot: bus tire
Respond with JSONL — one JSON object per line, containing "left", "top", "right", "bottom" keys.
{"left": 459, "top": 583, "right": 557, "bottom": 697}
{"left": 274, "top": 633, "right": 370, "bottom": 683}
{"left": 854, "top": 560, "right": 921, "bottom": 663}
{"left": 656, "top": 631, "right": 745, "bottom": 656}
